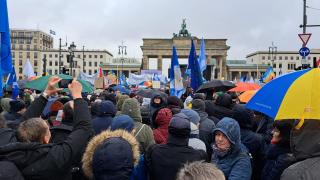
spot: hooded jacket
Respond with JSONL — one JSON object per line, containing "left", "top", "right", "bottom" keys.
{"left": 150, "top": 94, "right": 167, "bottom": 125}
{"left": 0, "top": 96, "right": 93, "bottom": 180}
{"left": 116, "top": 95, "right": 129, "bottom": 115}
{"left": 232, "top": 105, "right": 266, "bottom": 180}
{"left": 82, "top": 130, "right": 140, "bottom": 180}
{"left": 121, "top": 98, "right": 155, "bottom": 154}
{"left": 92, "top": 100, "right": 116, "bottom": 135}
{"left": 281, "top": 120, "right": 320, "bottom": 180}
{"left": 211, "top": 117, "right": 252, "bottom": 180}
{"left": 0, "top": 128, "right": 17, "bottom": 146}
{"left": 192, "top": 99, "right": 216, "bottom": 158}
{"left": 146, "top": 113, "right": 207, "bottom": 180}
{"left": 153, "top": 108, "right": 172, "bottom": 144}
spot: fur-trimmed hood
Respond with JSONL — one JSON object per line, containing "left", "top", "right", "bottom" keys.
{"left": 82, "top": 129, "right": 140, "bottom": 179}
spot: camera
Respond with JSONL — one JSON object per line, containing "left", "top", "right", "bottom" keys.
{"left": 58, "top": 79, "right": 73, "bottom": 88}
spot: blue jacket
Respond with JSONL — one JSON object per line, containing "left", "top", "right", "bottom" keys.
{"left": 92, "top": 100, "right": 116, "bottom": 135}
{"left": 211, "top": 117, "right": 252, "bottom": 180}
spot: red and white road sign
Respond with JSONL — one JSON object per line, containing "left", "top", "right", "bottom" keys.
{"left": 298, "top": 33, "right": 312, "bottom": 46}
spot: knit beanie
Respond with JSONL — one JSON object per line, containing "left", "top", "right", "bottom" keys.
{"left": 192, "top": 99, "right": 205, "bottom": 112}
{"left": 168, "top": 113, "right": 191, "bottom": 138}
{"left": 181, "top": 109, "right": 200, "bottom": 125}
{"left": 167, "top": 96, "right": 182, "bottom": 108}
{"left": 9, "top": 100, "right": 25, "bottom": 113}
{"left": 111, "top": 115, "right": 135, "bottom": 132}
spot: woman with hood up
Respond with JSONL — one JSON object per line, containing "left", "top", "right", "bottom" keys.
{"left": 211, "top": 117, "right": 252, "bottom": 180}
{"left": 153, "top": 108, "right": 172, "bottom": 144}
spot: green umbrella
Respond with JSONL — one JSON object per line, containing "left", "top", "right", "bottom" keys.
{"left": 25, "top": 74, "right": 94, "bottom": 93}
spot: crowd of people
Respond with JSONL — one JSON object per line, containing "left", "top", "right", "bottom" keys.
{"left": 0, "top": 76, "right": 319, "bottom": 180}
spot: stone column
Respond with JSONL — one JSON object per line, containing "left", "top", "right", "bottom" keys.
{"left": 218, "top": 57, "right": 223, "bottom": 79}
{"left": 211, "top": 56, "right": 216, "bottom": 80}
{"left": 157, "top": 55, "right": 163, "bottom": 71}
{"left": 239, "top": 71, "right": 242, "bottom": 80}
{"left": 142, "top": 55, "right": 149, "bottom": 70}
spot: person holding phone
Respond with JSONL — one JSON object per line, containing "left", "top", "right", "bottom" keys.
{"left": 0, "top": 77, "right": 94, "bottom": 180}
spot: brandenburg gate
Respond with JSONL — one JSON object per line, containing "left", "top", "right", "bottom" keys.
{"left": 140, "top": 20, "right": 230, "bottom": 80}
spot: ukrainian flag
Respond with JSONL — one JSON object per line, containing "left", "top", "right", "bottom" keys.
{"left": 262, "top": 66, "right": 275, "bottom": 83}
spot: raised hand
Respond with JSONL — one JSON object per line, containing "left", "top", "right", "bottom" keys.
{"left": 44, "top": 76, "right": 62, "bottom": 96}
{"left": 68, "top": 79, "right": 82, "bottom": 99}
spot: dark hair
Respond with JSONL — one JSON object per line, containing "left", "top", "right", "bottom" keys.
{"left": 273, "top": 120, "right": 293, "bottom": 148}
{"left": 63, "top": 101, "right": 74, "bottom": 124}
{"left": 17, "top": 118, "right": 49, "bottom": 143}
{"left": 99, "top": 92, "right": 116, "bottom": 105}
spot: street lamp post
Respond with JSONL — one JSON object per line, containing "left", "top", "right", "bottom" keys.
{"left": 118, "top": 42, "right": 127, "bottom": 76}
{"left": 59, "top": 38, "right": 67, "bottom": 74}
{"left": 268, "top": 42, "right": 277, "bottom": 68}
{"left": 68, "top": 42, "right": 76, "bottom": 77}
{"left": 42, "top": 54, "right": 47, "bottom": 76}
{"left": 82, "top": 46, "right": 85, "bottom": 72}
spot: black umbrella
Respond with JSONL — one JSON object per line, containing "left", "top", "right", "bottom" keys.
{"left": 136, "top": 89, "right": 168, "bottom": 99}
{"left": 196, "top": 80, "right": 235, "bottom": 93}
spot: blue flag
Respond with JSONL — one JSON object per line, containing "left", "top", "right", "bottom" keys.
{"left": 198, "top": 38, "right": 207, "bottom": 73}
{"left": 170, "top": 46, "right": 185, "bottom": 98}
{"left": 188, "top": 39, "right": 203, "bottom": 91}
{"left": 120, "top": 73, "right": 128, "bottom": 87}
{"left": 0, "top": 0, "right": 13, "bottom": 74}
{"left": 0, "top": 0, "right": 14, "bottom": 97}
{"left": 6, "top": 66, "right": 19, "bottom": 99}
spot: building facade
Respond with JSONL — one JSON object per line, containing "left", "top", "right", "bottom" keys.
{"left": 42, "top": 49, "right": 113, "bottom": 77}
{"left": 100, "top": 57, "right": 141, "bottom": 77}
{"left": 226, "top": 60, "right": 269, "bottom": 81}
{"left": 10, "top": 29, "right": 115, "bottom": 79}
{"left": 10, "top": 29, "right": 53, "bottom": 79}
{"left": 246, "top": 49, "right": 320, "bottom": 76}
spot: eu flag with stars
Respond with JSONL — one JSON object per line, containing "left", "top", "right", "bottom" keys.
{"left": 0, "top": 0, "right": 14, "bottom": 97}
{"left": 188, "top": 39, "right": 203, "bottom": 91}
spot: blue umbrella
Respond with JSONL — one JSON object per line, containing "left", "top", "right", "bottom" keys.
{"left": 111, "top": 85, "right": 131, "bottom": 95}
{"left": 246, "top": 68, "right": 320, "bottom": 121}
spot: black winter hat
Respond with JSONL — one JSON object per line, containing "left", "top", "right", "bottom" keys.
{"left": 192, "top": 99, "right": 206, "bottom": 112}
{"left": 9, "top": 100, "right": 25, "bottom": 113}
{"left": 168, "top": 113, "right": 191, "bottom": 138}
{"left": 232, "top": 105, "right": 254, "bottom": 130}
{"left": 167, "top": 96, "right": 182, "bottom": 107}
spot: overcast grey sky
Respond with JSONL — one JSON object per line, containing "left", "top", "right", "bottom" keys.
{"left": 7, "top": 0, "right": 320, "bottom": 60}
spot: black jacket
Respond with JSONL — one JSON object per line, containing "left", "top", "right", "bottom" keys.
{"left": 195, "top": 110, "right": 215, "bottom": 159}
{"left": 281, "top": 120, "right": 320, "bottom": 180}
{"left": 261, "top": 145, "right": 294, "bottom": 180}
{"left": 0, "top": 128, "right": 16, "bottom": 146}
{"left": 146, "top": 135, "right": 207, "bottom": 180}
{"left": 0, "top": 96, "right": 93, "bottom": 180}
{"left": 50, "top": 123, "right": 73, "bottom": 144}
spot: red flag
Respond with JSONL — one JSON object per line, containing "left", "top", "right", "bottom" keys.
{"left": 99, "top": 68, "right": 103, "bottom": 77}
